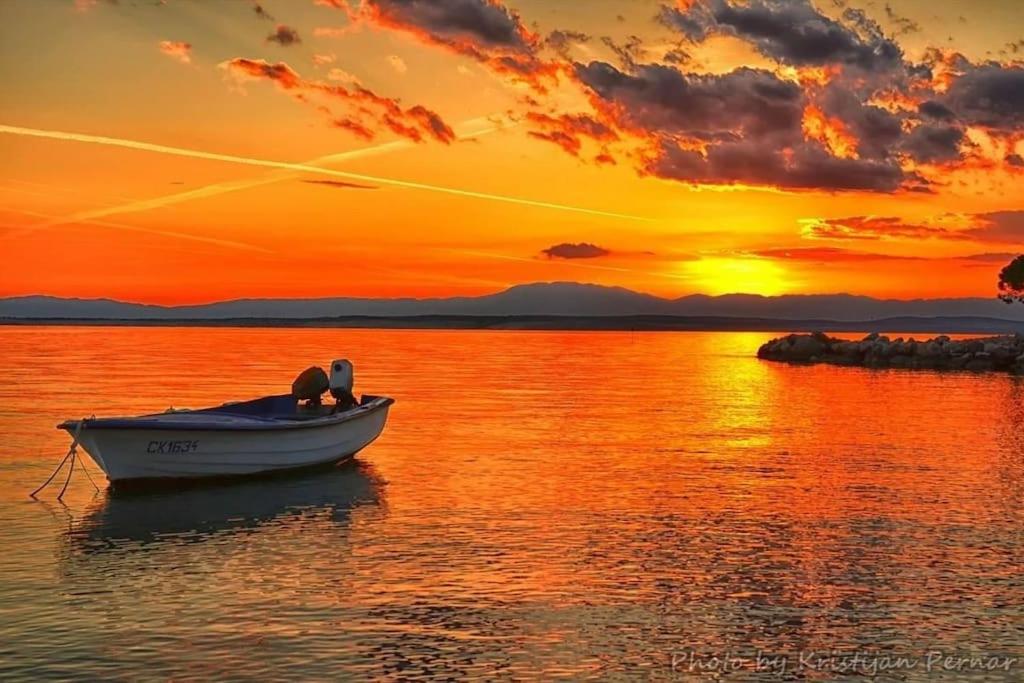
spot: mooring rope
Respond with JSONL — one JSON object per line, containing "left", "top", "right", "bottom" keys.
{"left": 29, "top": 418, "right": 88, "bottom": 499}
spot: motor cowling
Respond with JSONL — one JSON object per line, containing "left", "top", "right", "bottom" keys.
{"left": 330, "top": 359, "right": 356, "bottom": 406}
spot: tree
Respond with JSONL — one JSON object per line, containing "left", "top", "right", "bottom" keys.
{"left": 998, "top": 255, "right": 1024, "bottom": 303}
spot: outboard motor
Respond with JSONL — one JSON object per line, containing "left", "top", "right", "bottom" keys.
{"left": 330, "top": 359, "right": 357, "bottom": 408}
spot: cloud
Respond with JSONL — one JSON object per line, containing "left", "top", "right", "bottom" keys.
{"left": 754, "top": 247, "right": 1021, "bottom": 265}
{"left": 803, "top": 211, "right": 1024, "bottom": 244}
{"left": 541, "top": 242, "right": 611, "bottom": 259}
{"left": 313, "top": 26, "right": 349, "bottom": 38}
{"left": 659, "top": 0, "right": 904, "bottom": 73}
{"left": 387, "top": 54, "right": 408, "bottom": 74}
{"left": 600, "top": 35, "right": 645, "bottom": 70}
{"left": 220, "top": 58, "right": 454, "bottom": 144}
{"left": 576, "top": 62, "right": 805, "bottom": 143}
{"left": 252, "top": 2, "right": 273, "bottom": 21}
{"left": 941, "top": 64, "right": 1024, "bottom": 130}
{"left": 525, "top": 111, "right": 617, "bottom": 157}
{"left": 545, "top": 29, "right": 590, "bottom": 60}
{"left": 158, "top": 40, "right": 192, "bottom": 64}
{"left": 918, "top": 100, "right": 956, "bottom": 121}
{"left": 338, "top": 0, "right": 559, "bottom": 90}
{"left": 753, "top": 247, "right": 920, "bottom": 262}
{"left": 326, "top": 68, "right": 360, "bottom": 84}
{"left": 901, "top": 124, "right": 965, "bottom": 164}
{"left": 74, "top": 0, "right": 117, "bottom": 11}
{"left": 313, "top": 53, "right": 336, "bottom": 66}
{"left": 267, "top": 24, "right": 301, "bottom": 46}
{"left": 956, "top": 252, "right": 1020, "bottom": 263}
{"left": 883, "top": 3, "right": 920, "bottom": 37}
{"left": 963, "top": 211, "right": 1024, "bottom": 243}
{"left": 302, "top": 0, "right": 1024, "bottom": 195}
{"left": 801, "top": 215, "right": 959, "bottom": 240}
{"left": 300, "top": 179, "right": 378, "bottom": 189}
{"left": 573, "top": 60, "right": 910, "bottom": 191}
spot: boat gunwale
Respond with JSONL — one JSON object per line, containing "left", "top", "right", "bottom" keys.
{"left": 57, "top": 396, "right": 394, "bottom": 433}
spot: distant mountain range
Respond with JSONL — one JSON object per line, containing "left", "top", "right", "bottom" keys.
{"left": 4, "top": 282, "right": 1024, "bottom": 332}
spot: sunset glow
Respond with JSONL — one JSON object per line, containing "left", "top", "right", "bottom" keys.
{"left": 2, "top": 0, "right": 1024, "bottom": 303}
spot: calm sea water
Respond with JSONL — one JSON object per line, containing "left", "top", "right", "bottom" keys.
{"left": 0, "top": 326, "right": 1021, "bottom": 680}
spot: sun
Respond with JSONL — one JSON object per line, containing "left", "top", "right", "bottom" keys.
{"left": 684, "top": 257, "right": 790, "bottom": 296}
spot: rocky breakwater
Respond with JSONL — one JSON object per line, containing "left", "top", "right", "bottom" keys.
{"left": 758, "top": 332, "right": 1024, "bottom": 373}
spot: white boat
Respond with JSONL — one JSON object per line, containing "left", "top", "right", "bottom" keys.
{"left": 56, "top": 360, "right": 393, "bottom": 487}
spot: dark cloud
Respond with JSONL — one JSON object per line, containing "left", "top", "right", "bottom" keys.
{"left": 900, "top": 124, "right": 964, "bottom": 164}
{"left": 313, "top": 0, "right": 1024, "bottom": 195}
{"left": 659, "top": 0, "right": 904, "bottom": 73}
{"left": 351, "top": 0, "right": 557, "bottom": 89}
{"left": 575, "top": 62, "right": 804, "bottom": 143}
{"left": 573, "top": 60, "right": 910, "bottom": 191}
{"left": 541, "top": 242, "right": 611, "bottom": 259}
{"left": 545, "top": 29, "right": 589, "bottom": 60}
{"left": 819, "top": 85, "right": 902, "bottom": 160}
{"left": 526, "top": 111, "right": 617, "bottom": 156}
{"left": 368, "top": 0, "right": 532, "bottom": 49}
{"left": 918, "top": 100, "right": 956, "bottom": 121}
{"left": 941, "top": 64, "right": 1024, "bottom": 130}
{"left": 883, "top": 3, "right": 920, "bottom": 37}
{"left": 267, "top": 24, "right": 301, "bottom": 46}
{"left": 662, "top": 47, "right": 690, "bottom": 64}
{"left": 301, "top": 179, "right": 378, "bottom": 189}
{"left": 252, "top": 2, "right": 273, "bottom": 21}
{"left": 600, "top": 35, "right": 644, "bottom": 70}
{"left": 650, "top": 139, "right": 907, "bottom": 191}
{"left": 221, "top": 58, "right": 454, "bottom": 144}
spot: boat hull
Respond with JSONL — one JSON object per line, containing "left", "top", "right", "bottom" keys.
{"left": 62, "top": 400, "right": 391, "bottom": 483}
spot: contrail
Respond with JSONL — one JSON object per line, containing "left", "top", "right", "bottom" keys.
{"left": 15, "top": 118, "right": 504, "bottom": 236}
{"left": 0, "top": 124, "right": 652, "bottom": 230}
{"left": 3, "top": 207, "right": 274, "bottom": 253}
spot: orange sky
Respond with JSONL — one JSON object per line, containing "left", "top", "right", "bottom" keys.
{"left": 2, "top": 0, "right": 1024, "bottom": 303}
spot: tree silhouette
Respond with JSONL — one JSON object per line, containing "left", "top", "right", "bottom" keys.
{"left": 998, "top": 255, "right": 1024, "bottom": 303}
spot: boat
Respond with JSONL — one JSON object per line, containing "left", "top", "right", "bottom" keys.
{"left": 56, "top": 359, "right": 393, "bottom": 487}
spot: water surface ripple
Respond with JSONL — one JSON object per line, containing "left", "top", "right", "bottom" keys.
{"left": 0, "top": 327, "right": 1021, "bottom": 679}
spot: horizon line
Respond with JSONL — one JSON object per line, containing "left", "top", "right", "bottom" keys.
{"left": 0, "top": 282, "right": 1011, "bottom": 307}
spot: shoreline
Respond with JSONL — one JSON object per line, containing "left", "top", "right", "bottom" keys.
{"left": 3, "top": 314, "right": 1024, "bottom": 334}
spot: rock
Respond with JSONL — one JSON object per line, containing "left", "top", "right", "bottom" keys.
{"left": 918, "top": 341, "right": 942, "bottom": 358}
{"left": 757, "top": 332, "right": 1024, "bottom": 375}
{"left": 965, "top": 357, "right": 994, "bottom": 372}
{"left": 788, "top": 335, "right": 825, "bottom": 360}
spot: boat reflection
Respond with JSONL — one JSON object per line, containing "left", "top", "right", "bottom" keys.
{"left": 64, "top": 460, "right": 384, "bottom": 555}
